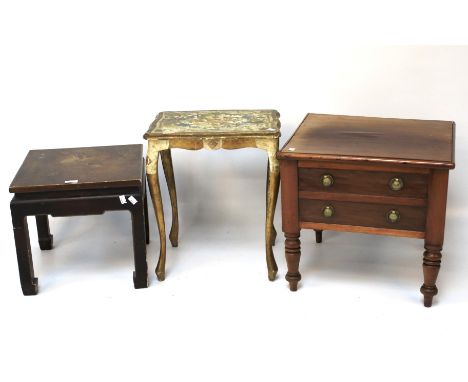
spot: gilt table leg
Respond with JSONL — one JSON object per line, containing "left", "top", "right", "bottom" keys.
{"left": 35, "top": 215, "right": 53, "bottom": 250}
{"left": 420, "top": 170, "right": 449, "bottom": 307}
{"left": 146, "top": 148, "right": 167, "bottom": 281}
{"left": 161, "top": 149, "right": 179, "bottom": 248}
{"left": 265, "top": 144, "right": 280, "bottom": 281}
{"left": 266, "top": 159, "right": 279, "bottom": 246}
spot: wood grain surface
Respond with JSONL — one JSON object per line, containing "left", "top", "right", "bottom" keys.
{"left": 279, "top": 113, "right": 455, "bottom": 169}
{"left": 10, "top": 145, "right": 143, "bottom": 193}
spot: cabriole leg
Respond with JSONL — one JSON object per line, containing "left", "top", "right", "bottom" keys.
{"left": 147, "top": 147, "right": 167, "bottom": 281}
{"left": 265, "top": 144, "right": 280, "bottom": 281}
{"left": 161, "top": 149, "right": 179, "bottom": 248}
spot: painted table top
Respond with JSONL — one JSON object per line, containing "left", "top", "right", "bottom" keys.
{"left": 144, "top": 110, "right": 281, "bottom": 138}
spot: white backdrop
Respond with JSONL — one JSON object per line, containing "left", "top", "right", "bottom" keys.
{"left": 1, "top": 1, "right": 468, "bottom": 382}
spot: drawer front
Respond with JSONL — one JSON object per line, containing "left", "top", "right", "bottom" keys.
{"left": 298, "top": 168, "right": 428, "bottom": 198}
{"left": 299, "top": 199, "right": 426, "bottom": 232}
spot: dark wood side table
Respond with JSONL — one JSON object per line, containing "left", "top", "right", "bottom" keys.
{"left": 278, "top": 114, "right": 455, "bottom": 307}
{"left": 9, "top": 145, "right": 149, "bottom": 295}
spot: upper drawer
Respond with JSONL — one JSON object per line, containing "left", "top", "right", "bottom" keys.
{"left": 298, "top": 168, "right": 428, "bottom": 198}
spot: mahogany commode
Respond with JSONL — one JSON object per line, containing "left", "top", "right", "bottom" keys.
{"left": 9, "top": 144, "right": 150, "bottom": 295}
{"left": 278, "top": 113, "right": 455, "bottom": 307}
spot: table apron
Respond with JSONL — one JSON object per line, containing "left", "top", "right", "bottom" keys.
{"left": 10, "top": 193, "right": 142, "bottom": 218}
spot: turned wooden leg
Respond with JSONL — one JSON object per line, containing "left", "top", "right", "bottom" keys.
{"left": 130, "top": 197, "right": 148, "bottom": 289}
{"left": 144, "top": 184, "right": 150, "bottom": 245}
{"left": 161, "top": 149, "right": 179, "bottom": 248}
{"left": 265, "top": 149, "right": 279, "bottom": 281}
{"left": 285, "top": 232, "right": 301, "bottom": 291}
{"left": 420, "top": 244, "right": 441, "bottom": 307}
{"left": 421, "top": 169, "right": 449, "bottom": 307}
{"left": 35, "top": 215, "right": 53, "bottom": 250}
{"left": 315, "top": 230, "right": 322, "bottom": 243}
{"left": 280, "top": 159, "right": 301, "bottom": 291}
{"left": 11, "top": 209, "right": 38, "bottom": 295}
{"left": 146, "top": 149, "right": 167, "bottom": 281}
{"left": 267, "top": 159, "right": 279, "bottom": 246}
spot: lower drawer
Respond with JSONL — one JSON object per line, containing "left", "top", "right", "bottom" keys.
{"left": 299, "top": 199, "right": 426, "bottom": 232}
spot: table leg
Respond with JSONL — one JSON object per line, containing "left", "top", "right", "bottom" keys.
{"left": 420, "top": 170, "right": 448, "bottom": 307}
{"left": 11, "top": 209, "right": 38, "bottom": 295}
{"left": 146, "top": 149, "right": 167, "bottom": 281}
{"left": 144, "top": 185, "right": 150, "bottom": 244}
{"left": 285, "top": 232, "right": 301, "bottom": 291}
{"left": 280, "top": 159, "right": 302, "bottom": 291}
{"left": 161, "top": 149, "right": 179, "bottom": 248}
{"left": 131, "top": 196, "right": 148, "bottom": 289}
{"left": 265, "top": 147, "right": 279, "bottom": 281}
{"left": 314, "top": 230, "right": 323, "bottom": 243}
{"left": 421, "top": 244, "right": 442, "bottom": 307}
{"left": 35, "top": 215, "right": 53, "bottom": 250}
{"left": 266, "top": 160, "right": 278, "bottom": 246}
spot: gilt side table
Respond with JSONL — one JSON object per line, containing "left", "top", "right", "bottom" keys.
{"left": 278, "top": 114, "right": 455, "bottom": 307}
{"left": 9, "top": 144, "right": 149, "bottom": 295}
{"left": 144, "top": 110, "right": 281, "bottom": 281}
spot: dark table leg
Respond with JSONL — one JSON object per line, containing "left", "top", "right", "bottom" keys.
{"left": 11, "top": 208, "right": 38, "bottom": 295}
{"left": 314, "top": 229, "right": 323, "bottom": 243}
{"left": 144, "top": 185, "right": 150, "bottom": 245}
{"left": 285, "top": 232, "right": 302, "bottom": 291}
{"left": 131, "top": 197, "right": 148, "bottom": 289}
{"left": 421, "top": 170, "right": 449, "bottom": 307}
{"left": 35, "top": 215, "right": 53, "bottom": 250}
{"left": 280, "top": 160, "right": 302, "bottom": 291}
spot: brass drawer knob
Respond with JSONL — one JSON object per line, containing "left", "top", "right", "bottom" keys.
{"left": 322, "top": 205, "right": 334, "bottom": 218}
{"left": 389, "top": 177, "right": 404, "bottom": 191}
{"left": 387, "top": 210, "right": 400, "bottom": 223}
{"left": 321, "top": 174, "right": 334, "bottom": 187}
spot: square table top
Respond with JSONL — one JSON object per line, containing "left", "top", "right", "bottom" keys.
{"left": 278, "top": 113, "right": 455, "bottom": 169}
{"left": 144, "top": 110, "right": 281, "bottom": 139}
{"left": 10, "top": 144, "right": 144, "bottom": 193}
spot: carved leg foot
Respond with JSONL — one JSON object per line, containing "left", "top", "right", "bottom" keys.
{"left": 285, "top": 232, "right": 301, "bottom": 291}
{"left": 11, "top": 210, "right": 38, "bottom": 295}
{"left": 133, "top": 272, "right": 148, "bottom": 289}
{"left": 36, "top": 215, "right": 53, "bottom": 250}
{"left": 420, "top": 244, "right": 442, "bottom": 307}
{"left": 161, "top": 149, "right": 179, "bottom": 248}
{"left": 315, "top": 230, "right": 322, "bottom": 244}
